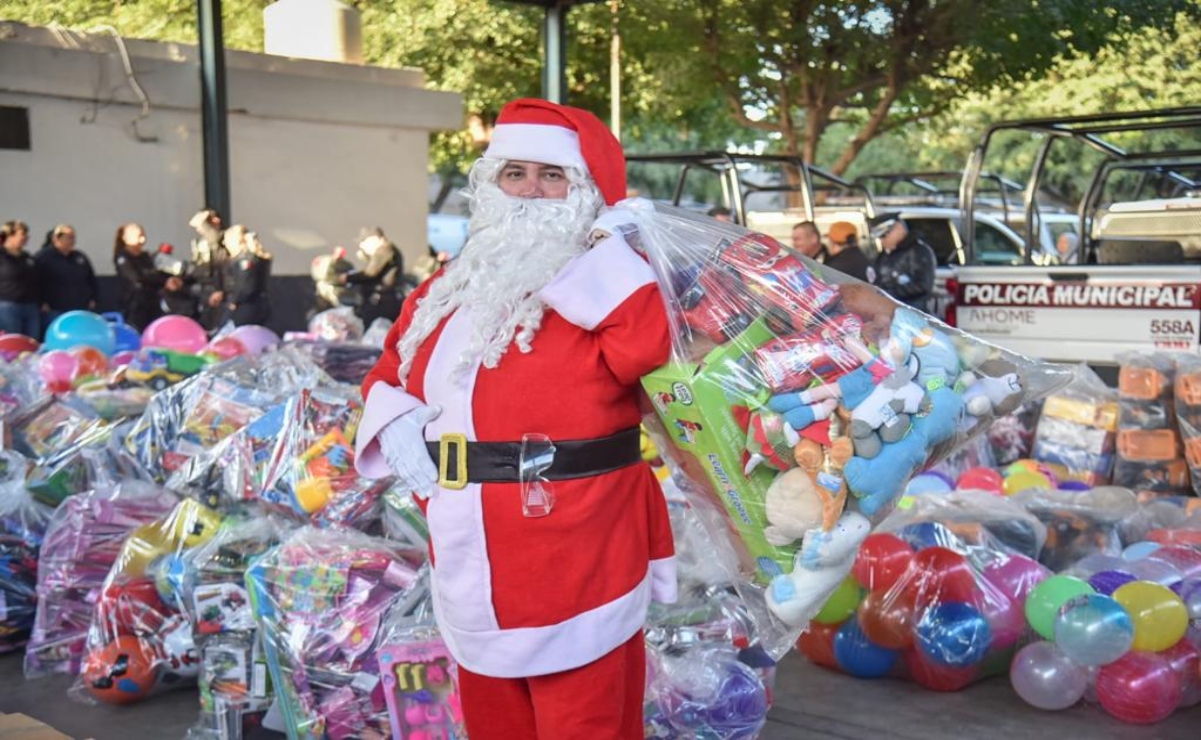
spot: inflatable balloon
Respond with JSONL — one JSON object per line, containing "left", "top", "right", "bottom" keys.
{"left": 141, "top": 315, "right": 208, "bottom": 354}
{"left": 229, "top": 324, "right": 280, "bottom": 355}
{"left": 956, "top": 467, "right": 1004, "bottom": 494}
{"left": 1053, "top": 594, "right": 1134, "bottom": 667}
{"left": 1010, "top": 641, "right": 1089, "bottom": 711}
{"left": 813, "top": 577, "right": 864, "bottom": 625}
{"left": 203, "top": 336, "right": 248, "bottom": 361}
{"left": 102, "top": 313, "right": 142, "bottom": 354}
{"left": 857, "top": 588, "right": 917, "bottom": 650}
{"left": 833, "top": 620, "right": 898, "bottom": 678}
{"left": 43, "top": 310, "right": 115, "bottom": 356}
{"left": 37, "top": 349, "right": 79, "bottom": 393}
{"left": 797, "top": 621, "right": 840, "bottom": 670}
{"left": 1095, "top": 651, "right": 1182, "bottom": 724}
{"left": 0, "top": 333, "right": 40, "bottom": 360}
{"left": 915, "top": 602, "right": 991, "bottom": 668}
{"left": 1025, "top": 575, "right": 1094, "bottom": 640}
{"left": 1112, "top": 581, "right": 1189, "bottom": 652}
{"left": 851, "top": 533, "right": 915, "bottom": 592}
{"left": 69, "top": 346, "right": 109, "bottom": 383}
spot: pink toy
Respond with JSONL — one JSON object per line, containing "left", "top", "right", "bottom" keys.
{"left": 142, "top": 315, "right": 208, "bottom": 354}
{"left": 37, "top": 350, "right": 79, "bottom": 393}
{"left": 203, "top": 336, "right": 248, "bottom": 361}
{"left": 379, "top": 640, "right": 465, "bottom": 739}
{"left": 229, "top": 325, "right": 280, "bottom": 355}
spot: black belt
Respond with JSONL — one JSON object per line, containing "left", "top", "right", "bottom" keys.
{"left": 425, "top": 427, "right": 642, "bottom": 488}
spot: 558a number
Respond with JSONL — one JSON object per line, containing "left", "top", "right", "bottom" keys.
{"left": 1150, "top": 319, "right": 1196, "bottom": 336}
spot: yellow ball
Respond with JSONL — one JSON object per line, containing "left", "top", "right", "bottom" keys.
{"left": 1002, "top": 470, "right": 1052, "bottom": 496}
{"left": 1112, "top": 581, "right": 1189, "bottom": 653}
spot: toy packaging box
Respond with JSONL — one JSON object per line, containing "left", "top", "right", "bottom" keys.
{"left": 378, "top": 640, "right": 464, "bottom": 740}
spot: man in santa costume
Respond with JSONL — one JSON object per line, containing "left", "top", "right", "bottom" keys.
{"left": 355, "top": 98, "right": 676, "bottom": 739}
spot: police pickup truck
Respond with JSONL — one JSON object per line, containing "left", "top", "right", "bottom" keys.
{"left": 946, "top": 107, "right": 1201, "bottom": 366}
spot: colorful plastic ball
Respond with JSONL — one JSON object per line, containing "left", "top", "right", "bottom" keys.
{"left": 974, "top": 590, "right": 1025, "bottom": 651}
{"left": 895, "top": 521, "right": 959, "bottom": 551}
{"left": 69, "top": 345, "right": 109, "bottom": 383}
{"left": 955, "top": 467, "right": 1004, "bottom": 494}
{"left": 797, "top": 620, "right": 840, "bottom": 670}
{"left": 1010, "top": 641, "right": 1089, "bottom": 711}
{"left": 151, "top": 554, "right": 191, "bottom": 612}
{"left": 1163, "top": 638, "right": 1201, "bottom": 708}
{"left": 0, "top": 333, "right": 40, "bottom": 360}
{"left": 37, "top": 349, "right": 79, "bottom": 393}
{"left": 1057, "top": 480, "right": 1091, "bottom": 491}
{"left": 833, "top": 619, "right": 899, "bottom": 678}
{"left": 103, "top": 313, "right": 142, "bottom": 354}
{"left": 1150, "top": 547, "right": 1201, "bottom": 580}
{"left": 1004, "top": 459, "right": 1039, "bottom": 476}
{"left": 43, "top": 310, "right": 115, "bottom": 355}
{"left": 1124, "top": 558, "right": 1182, "bottom": 587}
{"left": 1112, "top": 581, "right": 1189, "bottom": 653}
{"left": 228, "top": 324, "right": 280, "bottom": 355}
{"left": 905, "top": 472, "right": 953, "bottom": 496}
{"left": 1002, "top": 470, "right": 1052, "bottom": 496}
{"left": 1053, "top": 594, "right": 1134, "bottom": 667}
{"left": 1088, "top": 569, "right": 1137, "bottom": 596}
{"left": 813, "top": 576, "right": 864, "bottom": 625}
{"left": 111, "top": 350, "right": 137, "bottom": 367}
{"left": 1149, "top": 528, "right": 1201, "bottom": 548}
{"left": 905, "top": 647, "right": 978, "bottom": 692}
{"left": 1070, "top": 553, "right": 1128, "bottom": 579}
{"left": 656, "top": 651, "right": 768, "bottom": 738}
{"left": 857, "top": 588, "right": 917, "bottom": 650}
{"left": 141, "top": 315, "right": 208, "bottom": 354}
{"left": 81, "top": 635, "right": 159, "bottom": 705}
{"left": 915, "top": 602, "right": 991, "bottom": 668}
{"left": 851, "top": 533, "right": 914, "bottom": 592}
{"left": 982, "top": 554, "right": 1050, "bottom": 603}
{"left": 203, "top": 336, "right": 248, "bottom": 361}
{"left": 903, "top": 547, "right": 978, "bottom": 607}
{"left": 1025, "top": 575, "right": 1094, "bottom": 640}
{"left": 1172, "top": 578, "right": 1201, "bottom": 620}
{"left": 1123, "top": 541, "right": 1162, "bottom": 561}
{"left": 1095, "top": 651, "right": 1182, "bottom": 724}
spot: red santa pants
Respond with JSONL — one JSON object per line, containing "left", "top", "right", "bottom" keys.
{"left": 456, "top": 630, "right": 645, "bottom": 740}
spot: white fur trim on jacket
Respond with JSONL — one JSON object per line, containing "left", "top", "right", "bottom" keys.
{"left": 539, "top": 234, "right": 655, "bottom": 330}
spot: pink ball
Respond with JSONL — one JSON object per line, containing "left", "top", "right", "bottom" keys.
{"left": 982, "top": 554, "right": 1050, "bottom": 604}
{"left": 204, "top": 336, "right": 247, "bottom": 361}
{"left": 142, "top": 315, "right": 208, "bottom": 354}
{"left": 228, "top": 324, "right": 280, "bottom": 355}
{"left": 1095, "top": 651, "right": 1182, "bottom": 724}
{"left": 1149, "top": 547, "right": 1201, "bottom": 580}
{"left": 37, "top": 349, "right": 79, "bottom": 392}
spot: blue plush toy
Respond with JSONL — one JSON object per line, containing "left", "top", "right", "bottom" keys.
{"left": 844, "top": 385, "right": 964, "bottom": 516}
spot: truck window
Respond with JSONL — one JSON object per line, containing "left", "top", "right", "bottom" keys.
{"left": 904, "top": 219, "right": 959, "bottom": 266}
{"left": 974, "top": 223, "right": 1023, "bottom": 265}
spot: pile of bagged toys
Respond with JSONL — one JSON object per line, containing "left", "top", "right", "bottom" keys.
{"left": 0, "top": 201, "right": 1196, "bottom": 739}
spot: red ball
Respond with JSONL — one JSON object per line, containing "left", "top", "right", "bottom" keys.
{"left": 902, "top": 547, "right": 979, "bottom": 607}
{"left": 1162, "top": 638, "right": 1201, "bottom": 708}
{"left": 1095, "top": 651, "right": 1183, "bottom": 724}
{"left": 905, "top": 648, "right": 978, "bottom": 692}
{"left": 101, "top": 578, "right": 168, "bottom": 635}
{"left": 81, "top": 635, "right": 159, "bottom": 705}
{"left": 955, "top": 467, "right": 1004, "bottom": 495}
{"left": 0, "top": 333, "right": 40, "bottom": 360}
{"left": 851, "top": 533, "right": 915, "bottom": 592}
{"left": 858, "top": 588, "right": 917, "bottom": 650}
{"left": 797, "top": 620, "right": 841, "bottom": 671}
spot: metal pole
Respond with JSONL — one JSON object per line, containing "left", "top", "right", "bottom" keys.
{"left": 198, "top": 0, "right": 231, "bottom": 221}
{"left": 542, "top": 5, "right": 567, "bottom": 103}
{"left": 609, "top": 0, "right": 620, "bottom": 139}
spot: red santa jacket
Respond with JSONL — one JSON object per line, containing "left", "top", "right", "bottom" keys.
{"left": 355, "top": 235, "right": 677, "bottom": 678}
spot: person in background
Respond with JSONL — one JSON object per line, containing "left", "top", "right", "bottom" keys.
{"left": 188, "top": 208, "right": 228, "bottom": 331}
{"left": 220, "top": 225, "right": 271, "bottom": 327}
{"left": 115, "top": 222, "right": 182, "bottom": 331}
{"left": 35, "top": 223, "right": 99, "bottom": 330}
{"left": 870, "top": 214, "right": 937, "bottom": 313}
{"left": 823, "top": 221, "right": 872, "bottom": 282}
{"left": 341, "top": 227, "right": 405, "bottom": 327}
{"left": 707, "top": 206, "right": 733, "bottom": 222}
{"left": 1055, "top": 232, "right": 1079, "bottom": 265}
{"left": 0, "top": 220, "right": 41, "bottom": 337}
{"left": 791, "top": 220, "right": 825, "bottom": 260}
{"left": 310, "top": 245, "right": 356, "bottom": 317}
{"left": 410, "top": 241, "right": 464, "bottom": 285}
{"left": 155, "top": 243, "right": 199, "bottom": 319}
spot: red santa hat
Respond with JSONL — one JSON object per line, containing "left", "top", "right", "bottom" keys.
{"left": 484, "top": 98, "right": 626, "bottom": 206}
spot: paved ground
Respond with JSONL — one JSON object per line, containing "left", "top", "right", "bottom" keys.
{"left": 2, "top": 651, "right": 1198, "bottom": 739}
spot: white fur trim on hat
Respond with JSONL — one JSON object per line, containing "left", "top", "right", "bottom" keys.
{"left": 485, "top": 123, "right": 589, "bottom": 173}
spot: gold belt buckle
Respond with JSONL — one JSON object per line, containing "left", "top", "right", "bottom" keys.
{"left": 438, "top": 432, "right": 469, "bottom": 490}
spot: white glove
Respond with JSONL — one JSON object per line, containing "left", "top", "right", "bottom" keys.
{"left": 587, "top": 197, "right": 654, "bottom": 249}
{"left": 378, "top": 405, "right": 441, "bottom": 495}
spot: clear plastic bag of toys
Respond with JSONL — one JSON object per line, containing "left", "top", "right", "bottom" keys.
{"left": 0, "top": 353, "right": 48, "bottom": 419}
{"left": 1012, "top": 485, "right": 1139, "bottom": 573}
{"left": 629, "top": 201, "right": 1071, "bottom": 629}
{"left": 1031, "top": 364, "right": 1118, "bottom": 486}
{"left": 125, "top": 348, "right": 335, "bottom": 480}
{"left": 246, "top": 526, "right": 428, "bottom": 740}
{"left": 1114, "top": 352, "right": 1189, "bottom": 496}
{"left": 1173, "top": 352, "right": 1201, "bottom": 496}
{"left": 308, "top": 307, "right": 365, "bottom": 343}
{"left": 167, "top": 386, "right": 388, "bottom": 530}
{"left": 0, "top": 450, "right": 52, "bottom": 653}
{"left": 5, "top": 394, "right": 106, "bottom": 463}
{"left": 25, "top": 424, "right": 153, "bottom": 508}
{"left": 24, "top": 480, "right": 180, "bottom": 678}
{"left": 374, "top": 615, "right": 465, "bottom": 740}
{"left": 797, "top": 491, "right": 1050, "bottom": 691}
{"left": 181, "top": 513, "right": 296, "bottom": 740}
{"left": 68, "top": 498, "right": 224, "bottom": 706}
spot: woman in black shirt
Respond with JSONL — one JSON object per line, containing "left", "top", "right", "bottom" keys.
{"left": 0, "top": 220, "right": 42, "bottom": 338}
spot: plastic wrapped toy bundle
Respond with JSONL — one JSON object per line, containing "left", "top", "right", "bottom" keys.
{"left": 0, "top": 450, "right": 53, "bottom": 652}
{"left": 1013, "top": 485, "right": 1139, "bottom": 572}
{"left": 381, "top": 485, "right": 430, "bottom": 549}
{"left": 24, "top": 480, "right": 179, "bottom": 678}
{"left": 1114, "top": 352, "right": 1189, "bottom": 496}
{"left": 167, "top": 386, "right": 387, "bottom": 530}
{"left": 797, "top": 491, "right": 1050, "bottom": 691}
{"left": 374, "top": 603, "right": 465, "bottom": 740}
{"left": 1030, "top": 364, "right": 1118, "bottom": 486}
{"left": 1173, "top": 353, "right": 1201, "bottom": 496}
{"left": 246, "top": 526, "right": 428, "bottom": 740}
{"left": 25, "top": 423, "right": 153, "bottom": 508}
{"left": 644, "top": 498, "right": 775, "bottom": 739}
{"left": 124, "top": 348, "right": 335, "bottom": 481}
{"left": 69, "top": 498, "right": 224, "bottom": 706}
{"left": 5, "top": 393, "right": 107, "bottom": 464}
{"left": 308, "top": 307, "right": 365, "bottom": 343}
{"left": 632, "top": 202, "right": 1070, "bottom": 629}
{"left": 986, "top": 400, "right": 1041, "bottom": 468}
{"left": 288, "top": 341, "right": 384, "bottom": 386}
{"left": 0, "top": 352, "right": 48, "bottom": 419}
{"left": 182, "top": 513, "right": 295, "bottom": 740}
{"left": 1011, "top": 537, "right": 1200, "bottom": 723}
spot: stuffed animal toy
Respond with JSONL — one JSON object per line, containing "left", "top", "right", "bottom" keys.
{"left": 843, "top": 385, "right": 964, "bottom": 517}
{"left": 961, "top": 358, "right": 1024, "bottom": 418}
{"left": 762, "top": 468, "right": 825, "bottom": 547}
{"left": 765, "top": 511, "right": 871, "bottom": 626}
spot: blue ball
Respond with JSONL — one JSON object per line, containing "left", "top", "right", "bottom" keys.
{"left": 1053, "top": 593, "right": 1133, "bottom": 667}
{"left": 103, "top": 313, "right": 142, "bottom": 353}
{"left": 905, "top": 473, "right": 953, "bottom": 497}
{"left": 834, "top": 620, "right": 899, "bottom": 678}
{"left": 43, "top": 310, "right": 115, "bottom": 356}
{"left": 897, "top": 521, "right": 961, "bottom": 551}
{"left": 916, "top": 602, "right": 992, "bottom": 668}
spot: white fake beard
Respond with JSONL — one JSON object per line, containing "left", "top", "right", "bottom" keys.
{"left": 397, "top": 158, "right": 604, "bottom": 383}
